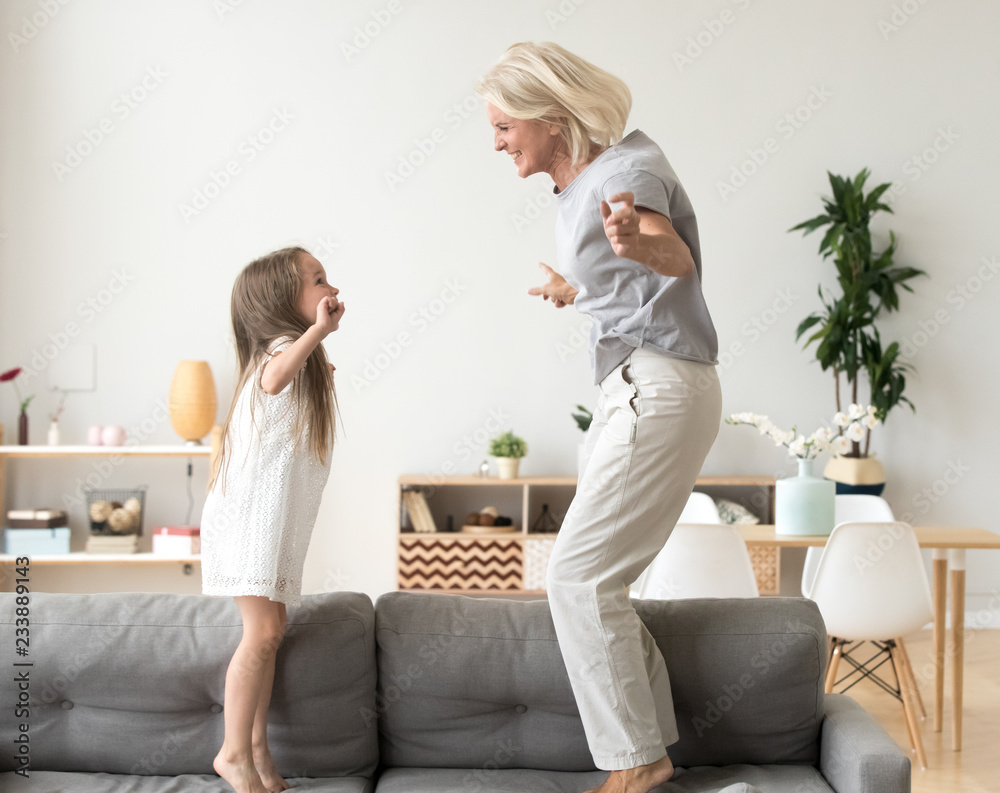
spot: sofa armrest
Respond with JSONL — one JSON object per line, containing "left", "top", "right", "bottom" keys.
{"left": 819, "top": 694, "right": 911, "bottom": 793}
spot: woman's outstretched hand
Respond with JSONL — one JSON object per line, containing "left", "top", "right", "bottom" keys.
{"left": 314, "top": 296, "right": 345, "bottom": 337}
{"left": 528, "top": 262, "right": 578, "bottom": 308}
{"left": 600, "top": 191, "right": 641, "bottom": 259}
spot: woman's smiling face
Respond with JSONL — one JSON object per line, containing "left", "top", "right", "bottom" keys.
{"left": 487, "top": 103, "right": 563, "bottom": 179}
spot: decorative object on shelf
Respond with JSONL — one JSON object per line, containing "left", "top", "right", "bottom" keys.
{"left": 7, "top": 508, "right": 68, "bottom": 528}
{"left": 462, "top": 506, "right": 516, "bottom": 533}
{"left": 790, "top": 168, "right": 926, "bottom": 495}
{"left": 725, "top": 412, "right": 835, "bottom": 536}
{"left": 101, "top": 425, "right": 127, "bottom": 446}
{"left": 775, "top": 457, "right": 836, "bottom": 536}
{"left": 152, "top": 525, "right": 201, "bottom": 555}
{"left": 87, "top": 425, "right": 104, "bottom": 445}
{"left": 4, "top": 527, "right": 71, "bottom": 555}
{"left": 479, "top": 460, "right": 490, "bottom": 478}
{"left": 715, "top": 499, "right": 760, "bottom": 526}
{"left": 488, "top": 430, "right": 527, "bottom": 480}
{"left": 168, "top": 361, "right": 217, "bottom": 446}
{"left": 47, "top": 387, "right": 68, "bottom": 445}
{"left": 83, "top": 486, "right": 148, "bottom": 536}
{"left": 1, "top": 367, "right": 35, "bottom": 446}
{"left": 531, "top": 503, "right": 560, "bottom": 533}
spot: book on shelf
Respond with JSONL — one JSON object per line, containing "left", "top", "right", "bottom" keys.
{"left": 86, "top": 534, "right": 140, "bottom": 554}
{"left": 402, "top": 490, "right": 437, "bottom": 533}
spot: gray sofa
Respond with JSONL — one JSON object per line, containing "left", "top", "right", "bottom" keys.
{"left": 0, "top": 589, "right": 909, "bottom": 792}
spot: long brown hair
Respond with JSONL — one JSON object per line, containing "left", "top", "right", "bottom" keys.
{"left": 207, "top": 246, "right": 339, "bottom": 497}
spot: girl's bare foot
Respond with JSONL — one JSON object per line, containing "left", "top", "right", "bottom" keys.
{"left": 214, "top": 750, "right": 270, "bottom": 793}
{"left": 584, "top": 751, "right": 675, "bottom": 793}
{"left": 252, "top": 744, "right": 290, "bottom": 792}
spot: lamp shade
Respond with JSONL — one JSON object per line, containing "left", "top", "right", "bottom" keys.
{"left": 168, "top": 361, "right": 217, "bottom": 444}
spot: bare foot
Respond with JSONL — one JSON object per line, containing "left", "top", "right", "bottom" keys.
{"left": 584, "top": 751, "right": 675, "bottom": 793}
{"left": 253, "top": 744, "right": 290, "bottom": 792}
{"left": 214, "top": 750, "right": 270, "bottom": 793}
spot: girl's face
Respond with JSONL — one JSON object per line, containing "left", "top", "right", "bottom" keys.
{"left": 487, "top": 102, "right": 564, "bottom": 179}
{"left": 296, "top": 253, "right": 340, "bottom": 327}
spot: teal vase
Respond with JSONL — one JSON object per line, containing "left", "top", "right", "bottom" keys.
{"left": 776, "top": 457, "right": 835, "bottom": 536}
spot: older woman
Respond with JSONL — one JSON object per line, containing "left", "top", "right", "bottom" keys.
{"left": 476, "top": 43, "right": 723, "bottom": 793}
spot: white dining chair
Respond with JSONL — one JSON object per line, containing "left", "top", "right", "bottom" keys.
{"left": 809, "top": 521, "right": 933, "bottom": 769}
{"left": 629, "top": 492, "right": 721, "bottom": 598}
{"left": 630, "top": 523, "right": 760, "bottom": 600}
{"left": 801, "top": 495, "right": 896, "bottom": 598}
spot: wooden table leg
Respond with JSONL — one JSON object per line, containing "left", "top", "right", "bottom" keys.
{"left": 932, "top": 550, "right": 947, "bottom": 733}
{"left": 949, "top": 549, "right": 966, "bottom": 752}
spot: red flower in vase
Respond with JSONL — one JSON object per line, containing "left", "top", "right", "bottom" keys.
{"left": 2, "top": 366, "right": 35, "bottom": 412}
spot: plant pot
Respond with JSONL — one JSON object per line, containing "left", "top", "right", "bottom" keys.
{"left": 776, "top": 457, "right": 835, "bottom": 536}
{"left": 824, "top": 454, "right": 886, "bottom": 496}
{"left": 496, "top": 457, "right": 521, "bottom": 480}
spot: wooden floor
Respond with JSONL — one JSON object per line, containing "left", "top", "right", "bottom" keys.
{"left": 840, "top": 628, "right": 1000, "bottom": 793}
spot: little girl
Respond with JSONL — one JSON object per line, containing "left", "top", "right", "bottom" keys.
{"left": 200, "top": 245, "right": 345, "bottom": 793}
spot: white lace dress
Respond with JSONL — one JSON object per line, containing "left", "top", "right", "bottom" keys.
{"left": 200, "top": 335, "right": 331, "bottom": 608}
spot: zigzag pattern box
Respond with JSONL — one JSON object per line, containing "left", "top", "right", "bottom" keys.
{"left": 398, "top": 536, "right": 522, "bottom": 590}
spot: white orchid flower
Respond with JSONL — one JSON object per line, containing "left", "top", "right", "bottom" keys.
{"left": 832, "top": 435, "right": 852, "bottom": 455}
{"left": 846, "top": 421, "right": 866, "bottom": 442}
{"left": 861, "top": 414, "right": 880, "bottom": 431}
{"left": 848, "top": 403, "right": 865, "bottom": 420}
{"left": 833, "top": 412, "right": 850, "bottom": 427}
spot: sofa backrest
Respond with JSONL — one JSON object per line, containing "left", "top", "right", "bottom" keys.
{"left": 0, "top": 591, "right": 378, "bottom": 778}
{"left": 374, "top": 593, "right": 826, "bottom": 770}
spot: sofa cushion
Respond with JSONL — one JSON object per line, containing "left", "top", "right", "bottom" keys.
{"left": 0, "top": 591, "right": 378, "bottom": 779}
{"left": 373, "top": 593, "right": 825, "bottom": 771}
{"left": 371, "top": 764, "right": 831, "bottom": 792}
{"left": 0, "top": 771, "right": 375, "bottom": 792}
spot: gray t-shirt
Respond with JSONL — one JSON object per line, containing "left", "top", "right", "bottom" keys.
{"left": 554, "top": 129, "right": 719, "bottom": 385}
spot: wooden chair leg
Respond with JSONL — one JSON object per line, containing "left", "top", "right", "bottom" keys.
{"left": 897, "top": 637, "right": 927, "bottom": 719}
{"left": 891, "top": 641, "right": 928, "bottom": 770}
{"left": 825, "top": 639, "right": 842, "bottom": 694}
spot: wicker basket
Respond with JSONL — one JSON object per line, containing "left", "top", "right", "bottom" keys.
{"left": 83, "top": 485, "right": 149, "bottom": 536}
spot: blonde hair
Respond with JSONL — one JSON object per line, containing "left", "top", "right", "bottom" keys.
{"left": 475, "top": 41, "right": 632, "bottom": 165}
{"left": 207, "top": 246, "right": 340, "bottom": 498}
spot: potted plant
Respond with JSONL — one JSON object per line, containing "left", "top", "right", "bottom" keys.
{"left": 789, "top": 168, "right": 927, "bottom": 494}
{"left": 488, "top": 430, "right": 528, "bottom": 480}
{"left": 725, "top": 411, "right": 837, "bottom": 535}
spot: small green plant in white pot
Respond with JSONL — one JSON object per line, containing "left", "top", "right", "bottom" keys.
{"left": 489, "top": 430, "right": 528, "bottom": 480}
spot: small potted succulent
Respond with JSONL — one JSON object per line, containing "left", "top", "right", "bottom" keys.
{"left": 488, "top": 430, "right": 528, "bottom": 480}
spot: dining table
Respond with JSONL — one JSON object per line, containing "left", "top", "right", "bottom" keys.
{"left": 738, "top": 524, "right": 1000, "bottom": 752}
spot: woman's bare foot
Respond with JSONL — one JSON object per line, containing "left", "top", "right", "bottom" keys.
{"left": 584, "top": 751, "right": 675, "bottom": 793}
{"left": 214, "top": 750, "right": 270, "bottom": 793}
{"left": 252, "top": 744, "right": 290, "bottom": 792}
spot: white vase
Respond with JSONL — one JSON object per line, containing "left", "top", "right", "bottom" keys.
{"left": 776, "top": 457, "right": 835, "bottom": 536}
{"left": 496, "top": 457, "right": 521, "bottom": 480}
{"left": 47, "top": 421, "right": 60, "bottom": 446}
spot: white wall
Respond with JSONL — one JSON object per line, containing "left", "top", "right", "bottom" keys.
{"left": 1, "top": 1, "right": 997, "bottom": 622}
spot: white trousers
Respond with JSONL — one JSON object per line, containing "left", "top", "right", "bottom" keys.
{"left": 546, "top": 347, "right": 723, "bottom": 770}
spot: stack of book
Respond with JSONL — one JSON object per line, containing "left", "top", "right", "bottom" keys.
{"left": 86, "top": 533, "right": 139, "bottom": 554}
{"left": 4, "top": 509, "right": 71, "bottom": 555}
